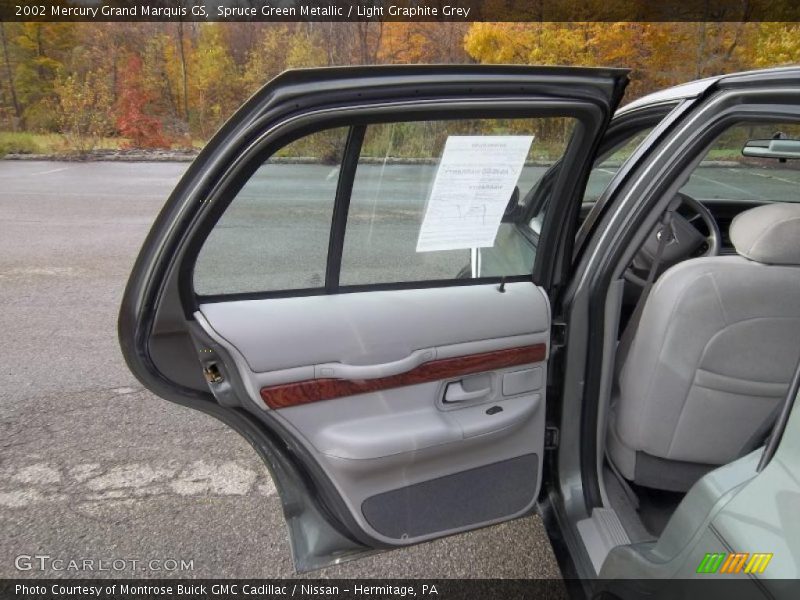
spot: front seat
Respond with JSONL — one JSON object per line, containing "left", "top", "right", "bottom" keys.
{"left": 608, "top": 202, "right": 800, "bottom": 491}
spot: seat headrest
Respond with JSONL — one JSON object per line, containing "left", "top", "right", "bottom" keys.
{"left": 730, "top": 202, "right": 800, "bottom": 266}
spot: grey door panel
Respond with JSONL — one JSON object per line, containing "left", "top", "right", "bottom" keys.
{"left": 197, "top": 281, "right": 549, "bottom": 544}
{"left": 199, "top": 281, "right": 549, "bottom": 373}
{"left": 279, "top": 384, "right": 541, "bottom": 460}
{"left": 273, "top": 380, "right": 545, "bottom": 544}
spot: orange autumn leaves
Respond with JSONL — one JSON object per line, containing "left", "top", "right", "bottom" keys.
{"left": 1, "top": 22, "right": 798, "bottom": 150}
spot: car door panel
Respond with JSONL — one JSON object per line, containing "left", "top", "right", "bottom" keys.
{"left": 277, "top": 386, "right": 544, "bottom": 544}
{"left": 119, "top": 65, "right": 628, "bottom": 569}
{"left": 198, "top": 281, "right": 548, "bottom": 374}
{"left": 195, "top": 281, "right": 549, "bottom": 544}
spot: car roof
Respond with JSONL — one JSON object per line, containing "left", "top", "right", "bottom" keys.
{"left": 617, "top": 66, "right": 800, "bottom": 114}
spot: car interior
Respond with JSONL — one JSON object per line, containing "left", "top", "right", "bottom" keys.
{"left": 403, "top": 113, "right": 800, "bottom": 558}
{"left": 424, "top": 111, "right": 800, "bottom": 567}
{"left": 594, "top": 122, "right": 800, "bottom": 553}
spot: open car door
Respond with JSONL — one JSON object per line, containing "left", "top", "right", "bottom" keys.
{"left": 119, "top": 66, "right": 628, "bottom": 571}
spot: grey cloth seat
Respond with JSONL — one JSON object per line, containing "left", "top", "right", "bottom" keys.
{"left": 608, "top": 202, "right": 800, "bottom": 492}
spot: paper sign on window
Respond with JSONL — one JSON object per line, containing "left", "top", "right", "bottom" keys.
{"left": 416, "top": 135, "right": 534, "bottom": 252}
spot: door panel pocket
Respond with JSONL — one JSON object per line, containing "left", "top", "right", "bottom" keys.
{"left": 360, "top": 454, "right": 538, "bottom": 539}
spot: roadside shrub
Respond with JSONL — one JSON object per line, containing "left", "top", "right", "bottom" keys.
{"left": 54, "top": 70, "right": 114, "bottom": 155}
{"left": 115, "top": 55, "right": 172, "bottom": 149}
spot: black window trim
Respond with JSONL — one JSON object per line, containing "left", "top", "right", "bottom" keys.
{"left": 197, "top": 274, "right": 536, "bottom": 305}
{"left": 325, "top": 124, "right": 366, "bottom": 293}
{"left": 181, "top": 98, "right": 607, "bottom": 310}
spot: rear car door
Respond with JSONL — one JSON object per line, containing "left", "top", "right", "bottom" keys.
{"left": 119, "top": 66, "right": 628, "bottom": 571}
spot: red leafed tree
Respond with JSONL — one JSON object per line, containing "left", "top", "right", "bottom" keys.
{"left": 115, "top": 54, "right": 170, "bottom": 149}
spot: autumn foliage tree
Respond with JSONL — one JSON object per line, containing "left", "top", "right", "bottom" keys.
{"left": 2, "top": 21, "right": 800, "bottom": 151}
{"left": 463, "top": 22, "right": 800, "bottom": 100}
{"left": 9, "top": 23, "right": 76, "bottom": 131}
{"left": 54, "top": 68, "right": 113, "bottom": 154}
{"left": 114, "top": 54, "right": 170, "bottom": 148}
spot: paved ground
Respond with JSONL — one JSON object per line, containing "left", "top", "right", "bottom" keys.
{"left": 0, "top": 161, "right": 562, "bottom": 579}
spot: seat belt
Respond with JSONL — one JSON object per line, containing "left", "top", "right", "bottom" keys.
{"left": 615, "top": 207, "right": 676, "bottom": 376}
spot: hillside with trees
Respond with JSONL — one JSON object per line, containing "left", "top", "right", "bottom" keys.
{"left": 1, "top": 22, "right": 798, "bottom": 154}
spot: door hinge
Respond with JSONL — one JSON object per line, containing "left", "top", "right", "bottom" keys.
{"left": 545, "top": 426, "right": 560, "bottom": 450}
{"left": 551, "top": 321, "right": 567, "bottom": 350}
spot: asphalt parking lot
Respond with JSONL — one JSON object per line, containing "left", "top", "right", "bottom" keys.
{"left": 0, "top": 161, "right": 562, "bottom": 579}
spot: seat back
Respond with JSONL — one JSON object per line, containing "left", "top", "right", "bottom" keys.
{"left": 609, "top": 203, "right": 800, "bottom": 490}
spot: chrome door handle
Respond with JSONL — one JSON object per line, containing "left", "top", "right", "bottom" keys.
{"left": 444, "top": 380, "right": 490, "bottom": 403}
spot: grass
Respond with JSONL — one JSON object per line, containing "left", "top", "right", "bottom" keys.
{"left": 0, "top": 131, "right": 210, "bottom": 157}
{"left": 705, "top": 148, "right": 745, "bottom": 160}
{"left": 0, "top": 131, "right": 129, "bottom": 157}
{"left": 0, "top": 131, "right": 45, "bottom": 156}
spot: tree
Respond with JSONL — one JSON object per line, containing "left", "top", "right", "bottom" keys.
{"left": 1, "top": 20, "right": 797, "bottom": 149}
{"left": 243, "top": 24, "right": 326, "bottom": 94}
{"left": 11, "top": 23, "right": 75, "bottom": 130}
{"left": 176, "top": 20, "right": 189, "bottom": 122}
{"left": 0, "top": 22, "right": 22, "bottom": 129}
{"left": 379, "top": 23, "right": 469, "bottom": 64}
{"left": 354, "top": 22, "right": 383, "bottom": 64}
{"left": 464, "top": 22, "right": 771, "bottom": 101}
{"left": 115, "top": 54, "right": 170, "bottom": 148}
{"left": 243, "top": 24, "right": 287, "bottom": 93}
{"left": 465, "top": 23, "right": 599, "bottom": 66}
{"left": 188, "top": 24, "right": 242, "bottom": 138}
{"left": 54, "top": 67, "right": 113, "bottom": 154}
{"left": 752, "top": 23, "right": 800, "bottom": 67}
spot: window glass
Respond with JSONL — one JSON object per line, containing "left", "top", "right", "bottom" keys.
{"left": 584, "top": 127, "right": 654, "bottom": 202}
{"left": 681, "top": 122, "right": 800, "bottom": 203}
{"left": 195, "top": 117, "right": 580, "bottom": 296}
{"left": 194, "top": 128, "right": 348, "bottom": 295}
{"left": 339, "top": 118, "right": 577, "bottom": 286}
{"left": 527, "top": 123, "right": 659, "bottom": 240}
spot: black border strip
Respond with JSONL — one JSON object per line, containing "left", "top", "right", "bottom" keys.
{"left": 197, "top": 274, "right": 533, "bottom": 305}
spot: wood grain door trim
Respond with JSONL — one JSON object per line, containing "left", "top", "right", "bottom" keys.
{"left": 260, "top": 343, "right": 546, "bottom": 409}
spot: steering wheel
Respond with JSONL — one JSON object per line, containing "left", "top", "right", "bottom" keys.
{"left": 625, "top": 192, "right": 721, "bottom": 287}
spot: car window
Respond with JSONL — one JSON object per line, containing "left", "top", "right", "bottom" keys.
{"left": 194, "top": 129, "right": 347, "bottom": 296}
{"left": 194, "top": 117, "right": 579, "bottom": 296}
{"left": 584, "top": 127, "right": 655, "bottom": 203}
{"left": 527, "top": 124, "right": 657, "bottom": 237}
{"left": 340, "top": 119, "right": 576, "bottom": 286}
{"left": 681, "top": 122, "right": 800, "bottom": 203}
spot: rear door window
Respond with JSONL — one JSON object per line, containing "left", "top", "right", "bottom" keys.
{"left": 340, "top": 118, "right": 577, "bottom": 286}
{"left": 194, "top": 129, "right": 347, "bottom": 296}
{"left": 193, "top": 116, "right": 580, "bottom": 296}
